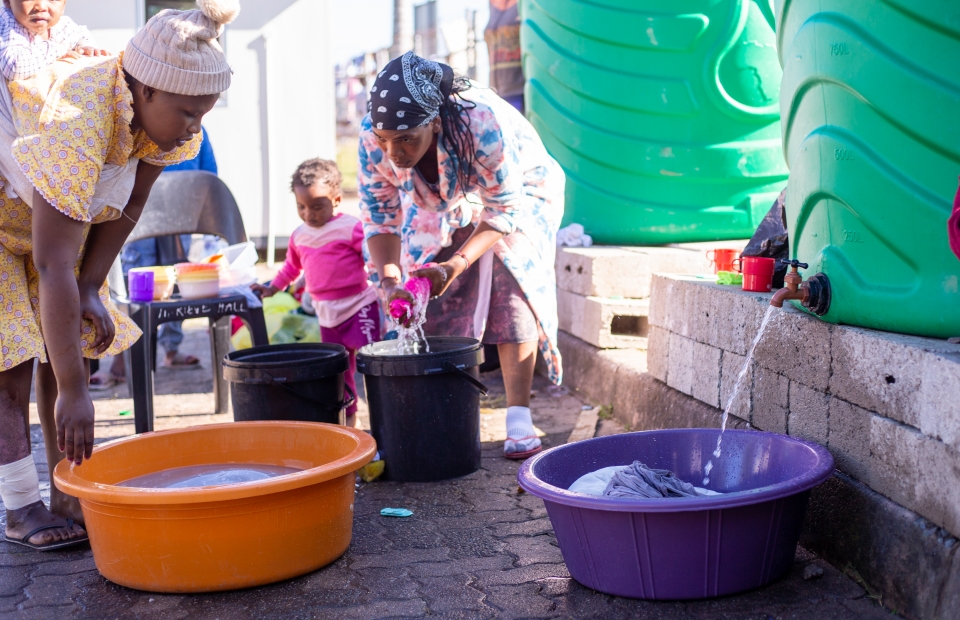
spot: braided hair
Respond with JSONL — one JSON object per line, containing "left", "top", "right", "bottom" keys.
{"left": 439, "top": 76, "right": 487, "bottom": 198}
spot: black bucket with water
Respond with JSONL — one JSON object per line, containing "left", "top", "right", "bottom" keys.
{"left": 357, "top": 336, "right": 486, "bottom": 482}
{"left": 223, "top": 343, "right": 354, "bottom": 424}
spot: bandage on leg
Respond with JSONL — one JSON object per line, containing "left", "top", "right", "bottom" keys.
{"left": 0, "top": 454, "right": 42, "bottom": 511}
{"left": 504, "top": 406, "right": 542, "bottom": 458}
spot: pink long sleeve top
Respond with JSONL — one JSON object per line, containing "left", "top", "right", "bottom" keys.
{"left": 271, "top": 213, "right": 377, "bottom": 327}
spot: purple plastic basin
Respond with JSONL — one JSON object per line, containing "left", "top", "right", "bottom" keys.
{"left": 517, "top": 429, "right": 834, "bottom": 600}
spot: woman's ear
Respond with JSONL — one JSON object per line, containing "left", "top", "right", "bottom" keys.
{"left": 432, "top": 117, "right": 442, "bottom": 133}
{"left": 138, "top": 82, "right": 157, "bottom": 103}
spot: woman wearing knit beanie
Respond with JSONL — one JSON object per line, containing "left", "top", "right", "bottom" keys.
{"left": 0, "top": 0, "right": 239, "bottom": 551}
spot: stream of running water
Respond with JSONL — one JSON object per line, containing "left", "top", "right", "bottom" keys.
{"left": 702, "top": 305, "right": 778, "bottom": 486}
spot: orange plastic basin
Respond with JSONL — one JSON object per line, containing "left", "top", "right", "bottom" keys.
{"left": 54, "top": 422, "right": 376, "bottom": 593}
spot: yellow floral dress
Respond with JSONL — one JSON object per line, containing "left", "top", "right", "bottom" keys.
{"left": 0, "top": 56, "right": 200, "bottom": 370}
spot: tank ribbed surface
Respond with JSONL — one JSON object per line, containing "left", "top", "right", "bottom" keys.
{"left": 778, "top": 0, "right": 960, "bottom": 337}
{"left": 521, "top": 0, "right": 789, "bottom": 244}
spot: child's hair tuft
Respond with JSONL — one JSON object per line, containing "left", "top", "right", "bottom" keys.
{"left": 291, "top": 158, "right": 342, "bottom": 193}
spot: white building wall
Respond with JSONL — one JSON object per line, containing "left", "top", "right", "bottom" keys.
{"left": 69, "top": 0, "right": 336, "bottom": 247}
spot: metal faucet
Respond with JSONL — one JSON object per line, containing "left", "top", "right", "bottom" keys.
{"left": 769, "top": 259, "right": 832, "bottom": 315}
{"left": 770, "top": 260, "right": 809, "bottom": 308}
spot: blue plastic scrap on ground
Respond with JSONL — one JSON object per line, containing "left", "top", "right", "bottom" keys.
{"left": 380, "top": 508, "right": 414, "bottom": 518}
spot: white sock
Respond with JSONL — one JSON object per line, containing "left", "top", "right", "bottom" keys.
{"left": 505, "top": 406, "right": 540, "bottom": 454}
{"left": 0, "top": 454, "right": 42, "bottom": 511}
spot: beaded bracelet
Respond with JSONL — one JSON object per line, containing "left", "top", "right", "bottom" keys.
{"left": 454, "top": 251, "right": 471, "bottom": 270}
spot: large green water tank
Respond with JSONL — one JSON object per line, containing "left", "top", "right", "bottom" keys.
{"left": 778, "top": 0, "right": 960, "bottom": 338}
{"left": 520, "top": 0, "right": 789, "bottom": 245}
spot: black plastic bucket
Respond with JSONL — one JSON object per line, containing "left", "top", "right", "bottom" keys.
{"left": 357, "top": 336, "right": 486, "bottom": 482}
{"left": 223, "top": 343, "right": 354, "bottom": 424}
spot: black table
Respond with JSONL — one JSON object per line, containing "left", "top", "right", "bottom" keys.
{"left": 120, "top": 294, "right": 269, "bottom": 433}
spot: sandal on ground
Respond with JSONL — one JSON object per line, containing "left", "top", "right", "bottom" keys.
{"left": 89, "top": 373, "right": 125, "bottom": 391}
{"left": 161, "top": 353, "right": 200, "bottom": 369}
{"left": 504, "top": 436, "right": 543, "bottom": 461}
{"left": 4, "top": 519, "right": 89, "bottom": 551}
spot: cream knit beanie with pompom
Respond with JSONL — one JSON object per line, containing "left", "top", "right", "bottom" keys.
{"left": 123, "top": 0, "right": 240, "bottom": 96}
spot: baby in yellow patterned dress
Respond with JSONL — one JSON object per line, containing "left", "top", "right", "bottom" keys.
{"left": 0, "top": 0, "right": 239, "bottom": 552}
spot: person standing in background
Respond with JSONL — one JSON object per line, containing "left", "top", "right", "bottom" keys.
{"left": 90, "top": 127, "right": 218, "bottom": 389}
{"left": 485, "top": 0, "right": 524, "bottom": 113}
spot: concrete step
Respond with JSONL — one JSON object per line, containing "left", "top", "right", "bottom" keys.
{"left": 557, "top": 289, "right": 649, "bottom": 349}
{"left": 556, "top": 241, "right": 748, "bottom": 299}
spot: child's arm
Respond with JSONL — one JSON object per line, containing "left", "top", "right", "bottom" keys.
{"left": 255, "top": 236, "right": 303, "bottom": 297}
{"left": 50, "top": 17, "right": 108, "bottom": 58}
{"left": 0, "top": 29, "right": 71, "bottom": 80}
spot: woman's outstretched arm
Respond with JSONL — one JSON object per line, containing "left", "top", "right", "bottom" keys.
{"left": 77, "top": 163, "right": 164, "bottom": 353}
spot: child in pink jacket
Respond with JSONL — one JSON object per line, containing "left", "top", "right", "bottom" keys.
{"left": 253, "top": 159, "right": 380, "bottom": 426}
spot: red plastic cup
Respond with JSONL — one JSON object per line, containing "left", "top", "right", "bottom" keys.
{"left": 734, "top": 256, "right": 776, "bottom": 292}
{"left": 706, "top": 249, "right": 739, "bottom": 274}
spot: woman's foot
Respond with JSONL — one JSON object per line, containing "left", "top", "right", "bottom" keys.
{"left": 50, "top": 488, "right": 85, "bottom": 527}
{"left": 161, "top": 352, "right": 200, "bottom": 369}
{"left": 4, "top": 501, "right": 87, "bottom": 550}
{"left": 504, "top": 406, "right": 542, "bottom": 460}
{"left": 88, "top": 371, "right": 125, "bottom": 391}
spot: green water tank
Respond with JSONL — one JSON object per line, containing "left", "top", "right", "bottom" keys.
{"left": 778, "top": 0, "right": 960, "bottom": 338}
{"left": 520, "top": 0, "right": 789, "bottom": 245}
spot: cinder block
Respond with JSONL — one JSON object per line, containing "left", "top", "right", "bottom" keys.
{"left": 788, "top": 381, "right": 829, "bottom": 445}
{"left": 753, "top": 305, "right": 833, "bottom": 392}
{"left": 556, "top": 289, "right": 649, "bottom": 349}
{"left": 914, "top": 435, "right": 960, "bottom": 536}
{"left": 868, "top": 415, "right": 922, "bottom": 520}
{"left": 691, "top": 341, "right": 722, "bottom": 408}
{"left": 646, "top": 326, "right": 669, "bottom": 383}
{"left": 830, "top": 326, "right": 960, "bottom": 446}
{"left": 752, "top": 366, "right": 789, "bottom": 433}
{"left": 720, "top": 350, "right": 751, "bottom": 421}
{"left": 826, "top": 398, "right": 874, "bottom": 483}
{"left": 712, "top": 285, "right": 770, "bottom": 356}
{"left": 667, "top": 334, "right": 695, "bottom": 396}
{"left": 647, "top": 274, "right": 671, "bottom": 329}
{"left": 556, "top": 245, "right": 731, "bottom": 299}
{"left": 918, "top": 353, "right": 960, "bottom": 451}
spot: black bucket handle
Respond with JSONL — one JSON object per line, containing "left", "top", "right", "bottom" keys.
{"left": 441, "top": 361, "right": 488, "bottom": 395}
{"left": 250, "top": 370, "right": 356, "bottom": 413}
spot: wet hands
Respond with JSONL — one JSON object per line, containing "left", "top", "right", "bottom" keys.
{"left": 56, "top": 386, "right": 95, "bottom": 465}
{"left": 80, "top": 288, "right": 114, "bottom": 356}
{"left": 410, "top": 262, "right": 457, "bottom": 299}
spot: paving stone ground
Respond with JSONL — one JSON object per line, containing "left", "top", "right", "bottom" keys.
{"left": 4, "top": 322, "right": 897, "bottom": 619}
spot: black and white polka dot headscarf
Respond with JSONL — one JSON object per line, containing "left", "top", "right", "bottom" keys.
{"left": 370, "top": 51, "right": 454, "bottom": 131}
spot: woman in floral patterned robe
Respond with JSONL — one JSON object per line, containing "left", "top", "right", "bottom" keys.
{"left": 359, "top": 52, "right": 564, "bottom": 460}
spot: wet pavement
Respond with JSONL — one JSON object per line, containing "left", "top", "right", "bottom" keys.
{"left": 3, "top": 322, "right": 896, "bottom": 619}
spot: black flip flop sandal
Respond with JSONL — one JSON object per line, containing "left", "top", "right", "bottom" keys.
{"left": 4, "top": 518, "right": 89, "bottom": 551}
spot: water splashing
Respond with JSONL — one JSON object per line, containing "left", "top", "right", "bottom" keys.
{"left": 389, "top": 277, "right": 432, "bottom": 355}
{"left": 703, "top": 305, "right": 778, "bottom": 485}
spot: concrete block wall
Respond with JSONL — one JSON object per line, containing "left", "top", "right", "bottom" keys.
{"left": 555, "top": 242, "right": 745, "bottom": 349}
{"left": 648, "top": 274, "right": 960, "bottom": 536}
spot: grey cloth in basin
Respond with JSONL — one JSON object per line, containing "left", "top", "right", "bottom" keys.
{"left": 603, "top": 461, "right": 703, "bottom": 498}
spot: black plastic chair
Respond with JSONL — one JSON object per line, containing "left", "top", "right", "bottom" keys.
{"left": 118, "top": 171, "right": 269, "bottom": 433}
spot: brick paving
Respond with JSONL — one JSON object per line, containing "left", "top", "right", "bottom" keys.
{"left": 3, "top": 324, "right": 897, "bottom": 618}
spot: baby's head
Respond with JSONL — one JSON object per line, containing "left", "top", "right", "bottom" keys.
{"left": 291, "top": 158, "right": 342, "bottom": 229}
{"left": 4, "top": 1, "right": 66, "bottom": 35}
